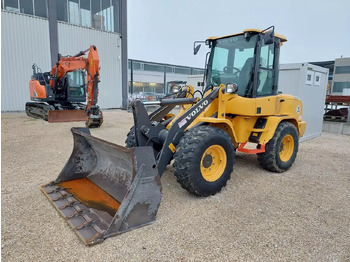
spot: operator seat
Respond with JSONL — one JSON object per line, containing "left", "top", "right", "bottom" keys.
{"left": 238, "top": 57, "right": 254, "bottom": 96}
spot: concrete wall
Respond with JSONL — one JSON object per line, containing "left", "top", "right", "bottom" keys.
{"left": 322, "top": 121, "right": 350, "bottom": 136}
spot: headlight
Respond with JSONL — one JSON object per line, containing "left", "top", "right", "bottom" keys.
{"left": 225, "top": 83, "right": 238, "bottom": 94}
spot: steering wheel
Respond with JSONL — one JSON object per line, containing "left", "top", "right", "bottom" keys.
{"left": 223, "top": 66, "right": 241, "bottom": 74}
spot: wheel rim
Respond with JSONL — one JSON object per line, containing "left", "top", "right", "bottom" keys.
{"left": 279, "top": 134, "right": 294, "bottom": 162}
{"left": 200, "top": 145, "right": 227, "bottom": 182}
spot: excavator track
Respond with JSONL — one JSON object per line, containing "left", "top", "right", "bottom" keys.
{"left": 26, "top": 102, "right": 88, "bottom": 123}
{"left": 25, "top": 102, "right": 52, "bottom": 121}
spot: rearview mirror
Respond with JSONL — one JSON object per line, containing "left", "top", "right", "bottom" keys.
{"left": 263, "top": 30, "right": 274, "bottom": 45}
{"left": 194, "top": 44, "right": 201, "bottom": 55}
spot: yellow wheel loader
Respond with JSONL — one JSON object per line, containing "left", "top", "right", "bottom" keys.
{"left": 41, "top": 27, "right": 306, "bottom": 245}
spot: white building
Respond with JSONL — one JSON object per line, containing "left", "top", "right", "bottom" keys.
{"left": 1, "top": 0, "right": 128, "bottom": 111}
{"left": 331, "top": 57, "right": 350, "bottom": 95}
{"left": 128, "top": 59, "right": 204, "bottom": 95}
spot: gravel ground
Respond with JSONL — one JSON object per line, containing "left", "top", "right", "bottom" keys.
{"left": 2, "top": 110, "right": 350, "bottom": 262}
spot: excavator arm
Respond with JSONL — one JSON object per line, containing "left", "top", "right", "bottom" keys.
{"left": 85, "top": 46, "right": 103, "bottom": 128}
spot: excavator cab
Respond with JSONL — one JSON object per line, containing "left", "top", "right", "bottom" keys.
{"left": 65, "top": 70, "right": 86, "bottom": 102}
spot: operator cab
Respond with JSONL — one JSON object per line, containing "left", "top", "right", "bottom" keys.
{"left": 65, "top": 70, "right": 86, "bottom": 102}
{"left": 204, "top": 28, "right": 287, "bottom": 98}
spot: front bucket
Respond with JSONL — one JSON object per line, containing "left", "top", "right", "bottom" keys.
{"left": 41, "top": 128, "right": 162, "bottom": 245}
{"left": 48, "top": 110, "right": 88, "bottom": 123}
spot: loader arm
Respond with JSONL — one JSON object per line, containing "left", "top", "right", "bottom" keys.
{"left": 131, "top": 87, "right": 220, "bottom": 176}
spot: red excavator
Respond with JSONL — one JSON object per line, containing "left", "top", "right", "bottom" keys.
{"left": 26, "top": 45, "right": 103, "bottom": 128}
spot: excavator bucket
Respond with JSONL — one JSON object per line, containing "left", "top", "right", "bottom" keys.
{"left": 47, "top": 110, "right": 87, "bottom": 123}
{"left": 41, "top": 128, "right": 162, "bottom": 245}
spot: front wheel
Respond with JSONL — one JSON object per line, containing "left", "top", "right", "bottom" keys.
{"left": 125, "top": 126, "right": 136, "bottom": 148}
{"left": 173, "top": 125, "right": 235, "bottom": 196}
{"left": 257, "top": 121, "right": 299, "bottom": 173}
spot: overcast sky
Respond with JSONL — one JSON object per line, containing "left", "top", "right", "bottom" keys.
{"left": 127, "top": 0, "right": 350, "bottom": 68}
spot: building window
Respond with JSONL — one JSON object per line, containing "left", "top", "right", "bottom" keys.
{"left": 144, "top": 63, "right": 164, "bottom": 73}
{"left": 19, "top": 0, "right": 34, "bottom": 15}
{"left": 112, "top": 0, "right": 120, "bottom": 33}
{"left": 174, "top": 67, "right": 191, "bottom": 75}
{"left": 166, "top": 67, "right": 174, "bottom": 73}
{"left": 314, "top": 72, "right": 321, "bottom": 86}
{"left": 4, "top": 0, "right": 19, "bottom": 12}
{"left": 335, "top": 66, "right": 350, "bottom": 74}
{"left": 129, "top": 81, "right": 164, "bottom": 94}
{"left": 57, "top": 0, "right": 68, "bottom": 22}
{"left": 306, "top": 71, "right": 314, "bottom": 85}
{"left": 192, "top": 69, "right": 204, "bottom": 75}
{"left": 3, "top": 0, "right": 47, "bottom": 17}
{"left": 132, "top": 62, "right": 141, "bottom": 70}
{"left": 80, "top": 0, "right": 91, "bottom": 27}
{"left": 1, "top": 0, "right": 119, "bottom": 32}
{"left": 101, "top": 0, "right": 113, "bottom": 31}
{"left": 68, "top": 0, "right": 80, "bottom": 25}
{"left": 333, "top": 82, "right": 350, "bottom": 93}
{"left": 91, "top": 0, "right": 102, "bottom": 30}
{"left": 3, "top": 0, "right": 48, "bottom": 17}
{"left": 34, "top": 0, "right": 47, "bottom": 18}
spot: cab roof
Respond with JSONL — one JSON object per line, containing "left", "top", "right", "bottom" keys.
{"left": 207, "top": 28, "right": 287, "bottom": 42}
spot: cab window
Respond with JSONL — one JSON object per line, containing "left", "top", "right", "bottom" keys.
{"left": 257, "top": 40, "right": 275, "bottom": 96}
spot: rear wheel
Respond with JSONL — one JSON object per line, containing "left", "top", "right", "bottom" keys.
{"left": 173, "top": 125, "right": 235, "bottom": 196}
{"left": 257, "top": 121, "right": 299, "bottom": 172}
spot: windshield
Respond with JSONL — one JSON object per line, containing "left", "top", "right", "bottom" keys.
{"left": 206, "top": 34, "right": 258, "bottom": 96}
{"left": 66, "top": 70, "right": 86, "bottom": 97}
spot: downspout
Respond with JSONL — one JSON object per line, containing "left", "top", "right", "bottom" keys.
{"left": 48, "top": 0, "right": 59, "bottom": 68}
{"left": 120, "top": 0, "right": 128, "bottom": 109}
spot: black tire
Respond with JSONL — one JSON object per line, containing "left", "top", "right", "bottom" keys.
{"left": 125, "top": 126, "right": 136, "bottom": 148}
{"left": 173, "top": 125, "right": 235, "bottom": 196}
{"left": 257, "top": 121, "right": 299, "bottom": 173}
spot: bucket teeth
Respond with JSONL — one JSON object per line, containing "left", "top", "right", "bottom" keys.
{"left": 43, "top": 185, "right": 61, "bottom": 194}
{"left": 51, "top": 192, "right": 73, "bottom": 201}
{"left": 74, "top": 219, "right": 95, "bottom": 230}
{"left": 58, "top": 199, "right": 78, "bottom": 210}
{"left": 85, "top": 232, "right": 103, "bottom": 244}
{"left": 66, "top": 207, "right": 87, "bottom": 219}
